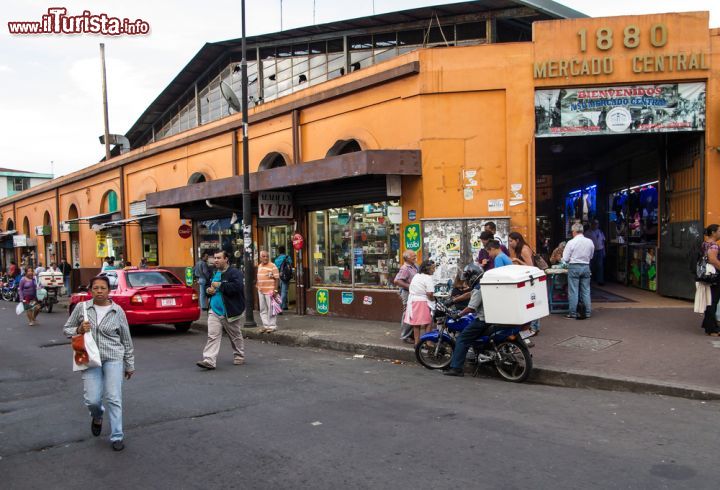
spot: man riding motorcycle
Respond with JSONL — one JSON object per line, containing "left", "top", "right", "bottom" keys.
{"left": 444, "top": 264, "right": 490, "bottom": 377}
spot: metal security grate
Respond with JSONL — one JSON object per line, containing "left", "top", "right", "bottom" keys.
{"left": 555, "top": 336, "right": 621, "bottom": 351}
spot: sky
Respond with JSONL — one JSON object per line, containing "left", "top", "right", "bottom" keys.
{"left": 1, "top": 0, "right": 718, "bottom": 178}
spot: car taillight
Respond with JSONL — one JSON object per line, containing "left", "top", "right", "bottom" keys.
{"left": 131, "top": 294, "right": 143, "bottom": 304}
{"left": 191, "top": 292, "right": 199, "bottom": 302}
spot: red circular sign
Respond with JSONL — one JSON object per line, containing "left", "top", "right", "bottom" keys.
{"left": 292, "top": 233, "right": 304, "bottom": 251}
{"left": 178, "top": 224, "right": 192, "bottom": 239}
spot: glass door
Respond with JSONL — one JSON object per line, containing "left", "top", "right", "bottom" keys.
{"left": 265, "top": 225, "right": 295, "bottom": 307}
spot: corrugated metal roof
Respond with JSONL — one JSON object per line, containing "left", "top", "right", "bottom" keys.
{"left": 124, "top": 0, "right": 585, "bottom": 147}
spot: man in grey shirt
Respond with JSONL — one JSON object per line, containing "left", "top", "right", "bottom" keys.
{"left": 444, "top": 264, "right": 488, "bottom": 377}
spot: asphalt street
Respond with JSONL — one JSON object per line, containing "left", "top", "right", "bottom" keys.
{"left": 1, "top": 305, "right": 719, "bottom": 489}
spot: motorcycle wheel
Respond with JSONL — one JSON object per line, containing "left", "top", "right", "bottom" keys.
{"left": 1, "top": 290, "right": 12, "bottom": 302}
{"left": 494, "top": 340, "right": 532, "bottom": 383}
{"left": 415, "top": 337, "right": 454, "bottom": 370}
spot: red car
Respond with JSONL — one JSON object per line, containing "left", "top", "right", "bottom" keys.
{"left": 69, "top": 268, "right": 200, "bottom": 332}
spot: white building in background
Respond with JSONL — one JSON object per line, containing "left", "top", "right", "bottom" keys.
{"left": 0, "top": 167, "right": 53, "bottom": 199}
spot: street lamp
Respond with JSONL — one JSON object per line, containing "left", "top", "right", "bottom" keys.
{"left": 241, "top": 0, "right": 256, "bottom": 327}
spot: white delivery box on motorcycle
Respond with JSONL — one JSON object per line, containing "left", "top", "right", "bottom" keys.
{"left": 479, "top": 265, "right": 549, "bottom": 325}
{"left": 37, "top": 271, "right": 64, "bottom": 288}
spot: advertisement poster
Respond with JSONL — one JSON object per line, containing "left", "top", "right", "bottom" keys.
{"left": 535, "top": 82, "right": 706, "bottom": 137}
{"left": 445, "top": 234, "right": 461, "bottom": 256}
{"left": 404, "top": 224, "right": 421, "bottom": 251}
{"left": 316, "top": 289, "right": 329, "bottom": 315}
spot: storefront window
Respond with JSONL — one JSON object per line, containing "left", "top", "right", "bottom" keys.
{"left": 96, "top": 228, "right": 124, "bottom": 260}
{"left": 310, "top": 201, "right": 401, "bottom": 288}
{"left": 197, "top": 218, "right": 244, "bottom": 269}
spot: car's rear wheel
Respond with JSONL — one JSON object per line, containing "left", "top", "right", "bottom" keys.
{"left": 174, "top": 322, "right": 192, "bottom": 333}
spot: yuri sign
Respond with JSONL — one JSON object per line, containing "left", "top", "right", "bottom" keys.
{"left": 259, "top": 192, "right": 293, "bottom": 219}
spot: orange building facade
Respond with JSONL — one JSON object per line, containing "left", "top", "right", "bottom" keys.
{"left": 1, "top": 9, "right": 717, "bottom": 319}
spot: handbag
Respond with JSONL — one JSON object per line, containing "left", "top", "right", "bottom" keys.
{"left": 533, "top": 253, "right": 549, "bottom": 271}
{"left": 696, "top": 256, "right": 720, "bottom": 284}
{"left": 72, "top": 331, "right": 102, "bottom": 371}
{"left": 270, "top": 293, "right": 283, "bottom": 316}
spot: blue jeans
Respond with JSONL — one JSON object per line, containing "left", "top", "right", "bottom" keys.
{"left": 198, "top": 278, "right": 207, "bottom": 310}
{"left": 450, "top": 318, "right": 488, "bottom": 370}
{"left": 64, "top": 274, "right": 71, "bottom": 296}
{"left": 280, "top": 280, "right": 290, "bottom": 310}
{"left": 82, "top": 360, "right": 125, "bottom": 441}
{"left": 568, "top": 264, "right": 592, "bottom": 317}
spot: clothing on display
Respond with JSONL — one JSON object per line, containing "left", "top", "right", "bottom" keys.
{"left": 564, "top": 185, "right": 597, "bottom": 237}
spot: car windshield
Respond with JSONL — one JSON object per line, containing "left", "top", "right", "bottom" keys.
{"left": 127, "top": 271, "right": 182, "bottom": 288}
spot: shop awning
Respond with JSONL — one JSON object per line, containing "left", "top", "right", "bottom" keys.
{"left": 98, "top": 214, "right": 159, "bottom": 230}
{"left": 0, "top": 230, "right": 17, "bottom": 239}
{"left": 65, "top": 211, "right": 117, "bottom": 223}
{"left": 146, "top": 149, "right": 421, "bottom": 216}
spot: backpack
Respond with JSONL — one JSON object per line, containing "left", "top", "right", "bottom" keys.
{"left": 279, "top": 256, "right": 293, "bottom": 282}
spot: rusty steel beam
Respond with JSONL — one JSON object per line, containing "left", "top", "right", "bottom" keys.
{"left": 146, "top": 149, "right": 421, "bottom": 209}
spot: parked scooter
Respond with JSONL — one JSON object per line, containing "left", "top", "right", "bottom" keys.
{"left": 415, "top": 300, "right": 534, "bottom": 383}
{"left": 1, "top": 275, "right": 20, "bottom": 302}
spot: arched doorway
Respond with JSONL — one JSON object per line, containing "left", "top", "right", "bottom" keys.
{"left": 66, "top": 204, "right": 80, "bottom": 269}
{"left": 98, "top": 190, "right": 122, "bottom": 260}
{"left": 6, "top": 218, "right": 15, "bottom": 231}
{"left": 20, "top": 217, "right": 36, "bottom": 268}
{"left": 100, "top": 190, "right": 119, "bottom": 213}
{"left": 42, "top": 211, "right": 54, "bottom": 266}
{"left": 326, "top": 139, "right": 362, "bottom": 157}
{"left": 1, "top": 219, "right": 15, "bottom": 271}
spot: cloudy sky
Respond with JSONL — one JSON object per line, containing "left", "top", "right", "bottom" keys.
{"left": 1, "top": 0, "right": 718, "bottom": 177}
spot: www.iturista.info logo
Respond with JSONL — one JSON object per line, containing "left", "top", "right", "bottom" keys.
{"left": 8, "top": 7, "right": 150, "bottom": 35}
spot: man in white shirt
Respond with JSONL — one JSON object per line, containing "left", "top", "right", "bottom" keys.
{"left": 563, "top": 223, "right": 595, "bottom": 319}
{"left": 589, "top": 220, "right": 606, "bottom": 286}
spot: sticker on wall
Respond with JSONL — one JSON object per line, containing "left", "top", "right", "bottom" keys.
{"left": 463, "top": 188, "right": 474, "bottom": 201}
{"left": 446, "top": 234, "right": 461, "bottom": 256}
{"left": 404, "top": 224, "right": 421, "bottom": 251}
{"left": 463, "top": 169, "right": 478, "bottom": 187}
{"left": 316, "top": 289, "right": 329, "bottom": 315}
{"left": 387, "top": 206, "right": 402, "bottom": 224}
{"left": 408, "top": 210, "right": 416, "bottom": 221}
{"left": 511, "top": 183, "right": 523, "bottom": 200}
{"left": 313, "top": 252, "right": 323, "bottom": 259}
{"left": 363, "top": 295, "right": 373, "bottom": 306}
{"left": 488, "top": 199, "right": 505, "bottom": 213}
{"left": 184, "top": 267, "right": 194, "bottom": 287}
{"left": 341, "top": 292, "right": 354, "bottom": 305}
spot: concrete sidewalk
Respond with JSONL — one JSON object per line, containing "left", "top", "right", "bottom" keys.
{"left": 192, "top": 303, "right": 720, "bottom": 400}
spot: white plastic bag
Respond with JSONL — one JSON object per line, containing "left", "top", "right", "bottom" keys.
{"left": 72, "top": 332, "right": 102, "bottom": 371}
{"left": 15, "top": 302, "right": 24, "bottom": 315}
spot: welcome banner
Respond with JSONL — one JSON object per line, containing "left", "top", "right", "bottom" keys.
{"left": 535, "top": 82, "right": 706, "bottom": 137}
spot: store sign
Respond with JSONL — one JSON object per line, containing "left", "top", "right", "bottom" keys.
{"left": 129, "top": 200, "right": 147, "bottom": 217}
{"left": 34, "top": 225, "right": 51, "bottom": 236}
{"left": 60, "top": 221, "right": 79, "bottom": 233}
{"left": 535, "top": 82, "right": 706, "bottom": 137}
{"left": 13, "top": 234, "right": 27, "bottom": 248}
{"left": 96, "top": 235, "right": 107, "bottom": 257}
{"left": 316, "top": 289, "right": 329, "bottom": 315}
{"left": 259, "top": 192, "right": 293, "bottom": 219}
{"left": 404, "top": 224, "right": 421, "bottom": 252}
{"left": 178, "top": 224, "right": 192, "bottom": 239}
{"left": 185, "top": 267, "right": 194, "bottom": 286}
{"left": 408, "top": 210, "right": 416, "bottom": 221}
{"left": 533, "top": 22, "right": 709, "bottom": 80}
{"left": 341, "top": 292, "right": 354, "bottom": 305}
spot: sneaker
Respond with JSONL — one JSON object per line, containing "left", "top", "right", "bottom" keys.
{"left": 233, "top": 358, "right": 245, "bottom": 365}
{"left": 111, "top": 440, "right": 124, "bottom": 451}
{"left": 91, "top": 417, "right": 102, "bottom": 437}
{"left": 564, "top": 314, "right": 576, "bottom": 320}
{"left": 196, "top": 360, "right": 215, "bottom": 370}
{"left": 443, "top": 368, "right": 464, "bottom": 377}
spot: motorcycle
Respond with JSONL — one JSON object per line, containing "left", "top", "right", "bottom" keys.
{"left": 1, "top": 276, "right": 19, "bottom": 302}
{"left": 38, "top": 286, "right": 60, "bottom": 313}
{"left": 415, "top": 300, "right": 533, "bottom": 383}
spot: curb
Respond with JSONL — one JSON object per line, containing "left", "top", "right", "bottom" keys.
{"left": 191, "top": 321, "right": 720, "bottom": 401}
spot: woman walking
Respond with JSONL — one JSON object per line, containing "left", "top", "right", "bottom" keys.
{"left": 700, "top": 224, "right": 720, "bottom": 336}
{"left": 63, "top": 276, "right": 135, "bottom": 451}
{"left": 404, "top": 260, "right": 437, "bottom": 346}
{"left": 18, "top": 267, "right": 41, "bottom": 326}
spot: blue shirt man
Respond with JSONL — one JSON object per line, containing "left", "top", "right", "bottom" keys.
{"left": 209, "top": 270, "right": 225, "bottom": 317}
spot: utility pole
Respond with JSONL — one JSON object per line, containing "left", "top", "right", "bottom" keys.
{"left": 241, "top": 0, "right": 256, "bottom": 326}
{"left": 100, "top": 43, "right": 111, "bottom": 161}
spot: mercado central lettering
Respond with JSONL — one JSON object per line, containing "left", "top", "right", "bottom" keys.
{"left": 534, "top": 52, "right": 709, "bottom": 79}
{"left": 534, "top": 23, "right": 709, "bottom": 79}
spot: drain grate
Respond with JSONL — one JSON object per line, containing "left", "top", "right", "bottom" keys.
{"left": 555, "top": 335, "right": 621, "bottom": 351}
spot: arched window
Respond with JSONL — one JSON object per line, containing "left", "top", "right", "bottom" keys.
{"left": 68, "top": 204, "right": 79, "bottom": 221}
{"left": 258, "top": 152, "right": 289, "bottom": 170}
{"left": 326, "top": 139, "right": 362, "bottom": 157}
{"left": 100, "top": 190, "right": 119, "bottom": 213}
{"left": 22, "top": 217, "right": 30, "bottom": 235}
{"left": 6, "top": 218, "right": 14, "bottom": 231}
{"left": 188, "top": 172, "right": 208, "bottom": 184}
{"left": 43, "top": 211, "right": 51, "bottom": 227}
